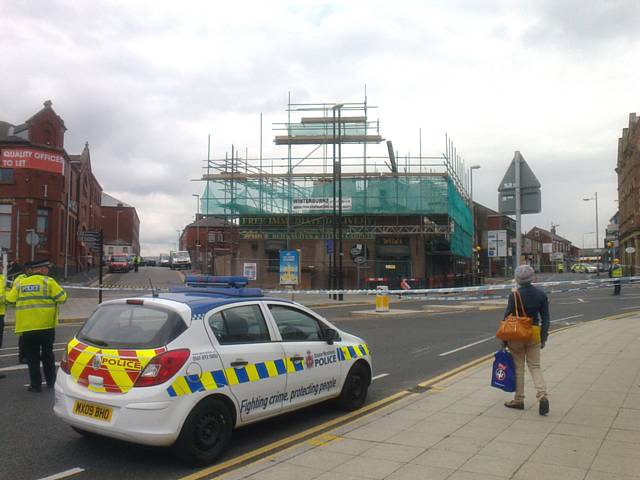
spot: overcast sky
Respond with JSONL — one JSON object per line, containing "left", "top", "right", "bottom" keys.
{"left": 2, "top": 0, "right": 639, "bottom": 254}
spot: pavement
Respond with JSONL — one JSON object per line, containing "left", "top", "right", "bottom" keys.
{"left": 210, "top": 312, "right": 640, "bottom": 480}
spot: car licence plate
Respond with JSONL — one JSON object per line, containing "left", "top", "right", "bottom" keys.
{"left": 73, "top": 400, "right": 113, "bottom": 422}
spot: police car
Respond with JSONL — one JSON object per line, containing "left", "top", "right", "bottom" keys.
{"left": 54, "top": 276, "right": 372, "bottom": 465}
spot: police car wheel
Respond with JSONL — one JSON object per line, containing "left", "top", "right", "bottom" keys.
{"left": 174, "top": 397, "right": 233, "bottom": 466}
{"left": 336, "top": 362, "right": 369, "bottom": 411}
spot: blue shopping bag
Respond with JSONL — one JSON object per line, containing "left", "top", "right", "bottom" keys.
{"left": 491, "top": 349, "right": 516, "bottom": 392}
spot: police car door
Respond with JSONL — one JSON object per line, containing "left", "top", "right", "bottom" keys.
{"left": 266, "top": 302, "right": 341, "bottom": 411}
{"left": 204, "top": 302, "right": 287, "bottom": 423}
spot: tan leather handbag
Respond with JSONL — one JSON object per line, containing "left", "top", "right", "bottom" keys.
{"left": 496, "top": 290, "right": 533, "bottom": 342}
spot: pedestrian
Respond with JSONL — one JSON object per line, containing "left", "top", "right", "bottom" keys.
{"left": 502, "top": 264, "right": 550, "bottom": 415}
{"left": 134, "top": 254, "right": 140, "bottom": 272}
{"left": 0, "top": 267, "right": 6, "bottom": 379}
{"left": 6, "top": 259, "right": 68, "bottom": 392}
{"left": 609, "top": 258, "right": 622, "bottom": 295}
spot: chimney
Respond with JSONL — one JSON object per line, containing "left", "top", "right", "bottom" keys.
{"left": 551, "top": 225, "right": 556, "bottom": 235}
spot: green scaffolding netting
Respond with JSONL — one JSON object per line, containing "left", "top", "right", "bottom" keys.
{"left": 201, "top": 176, "right": 472, "bottom": 257}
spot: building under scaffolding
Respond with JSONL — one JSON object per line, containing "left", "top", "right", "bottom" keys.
{"left": 196, "top": 98, "right": 473, "bottom": 289}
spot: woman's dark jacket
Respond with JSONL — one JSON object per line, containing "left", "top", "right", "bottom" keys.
{"left": 504, "top": 283, "right": 550, "bottom": 343}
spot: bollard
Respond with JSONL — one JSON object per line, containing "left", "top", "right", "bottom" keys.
{"left": 375, "top": 285, "right": 390, "bottom": 312}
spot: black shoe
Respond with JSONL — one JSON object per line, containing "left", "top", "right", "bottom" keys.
{"left": 19, "top": 357, "right": 28, "bottom": 364}
{"left": 539, "top": 397, "right": 549, "bottom": 416}
{"left": 27, "top": 385, "right": 42, "bottom": 393}
{"left": 47, "top": 383, "right": 55, "bottom": 389}
{"left": 0, "top": 374, "right": 6, "bottom": 379}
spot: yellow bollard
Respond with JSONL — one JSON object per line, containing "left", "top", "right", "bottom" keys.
{"left": 375, "top": 285, "right": 390, "bottom": 312}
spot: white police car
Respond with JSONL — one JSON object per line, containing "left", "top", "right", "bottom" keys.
{"left": 54, "top": 276, "right": 372, "bottom": 465}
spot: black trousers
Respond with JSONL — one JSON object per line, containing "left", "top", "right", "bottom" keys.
{"left": 614, "top": 280, "right": 621, "bottom": 295}
{"left": 0, "top": 314, "right": 4, "bottom": 348}
{"left": 22, "top": 328, "right": 56, "bottom": 388}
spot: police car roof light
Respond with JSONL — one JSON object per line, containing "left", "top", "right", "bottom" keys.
{"left": 184, "top": 275, "right": 249, "bottom": 288}
{"left": 126, "top": 299, "right": 144, "bottom": 305}
{"left": 169, "top": 287, "right": 264, "bottom": 298}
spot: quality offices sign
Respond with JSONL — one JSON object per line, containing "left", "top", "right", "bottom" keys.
{"left": 0, "top": 147, "right": 65, "bottom": 174}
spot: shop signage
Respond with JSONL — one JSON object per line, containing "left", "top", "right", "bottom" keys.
{"left": 279, "top": 250, "right": 300, "bottom": 286}
{"left": 1, "top": 147, "right": 65, "bottom": 174}
{"left": 542, "top": 243, "right": 553, "bottom": 254}
{"left": 240, "top": 215, "right": 373, "bottom": 227}
{"left": 292, "top": 197, "right": 352, "bottom": 213}
{"left": 488, "top": 230, "right": 507, "bottom": 257}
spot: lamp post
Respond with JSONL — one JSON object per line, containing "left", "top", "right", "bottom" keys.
{"left": 64, "top": 159, "right": 81, "bottom": 279}
{"left": 192, "top": 193, "right": 200, "bottom": 271}
{"left": 469, "top": 165, "right": 481, "bottom": 284}
{"left": 583, "top": 192, "right": 599, "bottom": 275}
{"left": 176, "top": 228, "right": 182, "bottom": 251}
{"left": 115, "top": 210, "right": 123, "bottom": 245}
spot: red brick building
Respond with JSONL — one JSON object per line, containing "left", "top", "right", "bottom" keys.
{"left": 526, "top": 226, "right": 575, "bottom": 272}
{"left": 617, "top": 113, "right": 640, "bottom": 272}
{"left": 0, "top": 101, "right": 137, "bottom": 276}
{"left": 101, "top": 193, "right": 140, "bottom": 257}
{"left": 180, "top": 215, "right": 235, "bottom": 273}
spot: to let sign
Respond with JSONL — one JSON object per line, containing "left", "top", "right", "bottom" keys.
{"left": 1, "top": 148, "right": 65, "bottom": 174}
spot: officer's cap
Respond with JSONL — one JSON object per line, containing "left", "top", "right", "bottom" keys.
{"left": 25, "top": 259, "right": 51, "bottom": 269}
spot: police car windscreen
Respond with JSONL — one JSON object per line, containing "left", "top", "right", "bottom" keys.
{"left": 77, "top": 304, "right": 187, "bottom": 349}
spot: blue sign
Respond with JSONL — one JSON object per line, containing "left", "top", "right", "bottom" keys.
{"left": 279, "top": 250, "right": 300, "bottom": 286}
{"left": 325, "top": 239, "right": 333, "bottom": 255}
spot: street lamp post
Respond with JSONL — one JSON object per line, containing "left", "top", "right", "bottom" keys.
{"left": 192, "top": 194, "right": 200, "bottom": 271}
{"left": 583, "top": 192, "right": 599, "bottom": 275}
{"left": 469, "top": 165, "right": 481, "bottom": 284}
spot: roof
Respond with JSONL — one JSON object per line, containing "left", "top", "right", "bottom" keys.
{"left": 0, "top": 121, "right": 29, "bottom": 143}
{"left": 187, "top": 216, "right": 232, "bottom": 228}
{"left": 101, "top": 192, "right": 133, "bottom": 208}
{"left": 155, "top": 290, "right": 292, "bottom": 317}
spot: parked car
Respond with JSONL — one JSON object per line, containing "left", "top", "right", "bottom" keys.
{"left": 54, "top": 276, "right": 372, "bottom": 466}
{"left": 144, "top": 257, "right": 158, "bottom": 267}
{"left": 159, "top": 255, "right": 171, "bottom": 267}
{"left": 170, "top": 251, "right": 192, "bottom": 270}
{"left": 108, "top": 255, "right": 131, "bottom": 273}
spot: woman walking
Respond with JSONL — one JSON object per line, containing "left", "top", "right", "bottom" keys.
{"left": 503, "top": 265, "right": 550, "bottom": 415}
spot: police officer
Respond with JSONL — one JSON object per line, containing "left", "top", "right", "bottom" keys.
{"left": 133, "top": 254, "right": 141, "bottom": 272}
{"left": 7, "top": 259, "right": 67, "bottom": 392}
{"left": 609, "top": 258, "right": 623, "bottom": 295}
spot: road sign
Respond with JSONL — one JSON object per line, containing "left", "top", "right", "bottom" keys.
{"left": 498, "top": 152, "right": 542, "bottom": 215}
{"left": 488, "top": 230, "right": 507, "bottom": 257}
{"left": 26, "top": 231, "right": 40, "bottom": 246}
{"left": 625, "top": 246, "right": 636, "bottom": 254}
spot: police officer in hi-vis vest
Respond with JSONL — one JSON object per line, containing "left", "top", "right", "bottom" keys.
{"left": 609, "top": 258, "right": 623, "bottom": 295}
{"left": 0, "top": 265, "right": 6, "bottom": 380}
{"left": 7, "top": 259, "right": 68, "bottom": 392}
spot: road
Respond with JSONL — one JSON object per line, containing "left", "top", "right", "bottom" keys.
{"left": 1, "top": 277, "right": 638, "bottom": 480}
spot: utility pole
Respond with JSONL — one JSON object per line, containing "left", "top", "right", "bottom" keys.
{"left": 192, "top": 194, "right": 200, "bottom": 271}
{"left": 515, "top": 152, "right": 522, "bottom": 269}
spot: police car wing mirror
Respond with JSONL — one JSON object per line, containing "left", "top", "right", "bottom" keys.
{"left": 325, "top": 328, "right": 338, "bottom": 345}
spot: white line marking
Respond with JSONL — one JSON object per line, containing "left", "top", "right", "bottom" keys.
{"left": 0, "top": 362, "right": 60, "bottom": 372}
{"left": 372, "top": 373, "right": 389, "bottom": 381}
{"left": 0, "top": 348, "right": 64, "bottom": 358}
{"left": 550, "top": 314, "right": 584, "bottom": 324}
{"left": 37, "top": 467, "right": 85, "bottom": 480}
{"left": 620, "top": 306, "right": 640, "bottom": 310}
{"left": 411, "top": 346, "right": 431, "bottom": 355}
{"left": 439, "top": 337, "right": 495, "bottom": 357}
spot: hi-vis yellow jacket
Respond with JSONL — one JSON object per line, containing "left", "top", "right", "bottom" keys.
{"left": 6, "top": 274, "right": 68, "bottom": 333}
{"left": 0, "top": 275, "right": 5, "bottom": 316}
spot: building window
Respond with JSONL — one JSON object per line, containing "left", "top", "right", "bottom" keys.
{"left": 0, "top": 169, "right": 14, "bottom": 184}
{"left": 36, "top": 209, "right": 49, "bottom": 247}
{"left": 267, "top": 250, "right": 279, "bottom": 272}
{"left": 217, "top": 231, "right": 224, "bottom": 243}
{"left": 0, "top": 205, "right": 12, "bottom": 250}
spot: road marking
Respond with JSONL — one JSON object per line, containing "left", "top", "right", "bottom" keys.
{"left": 0, "top": 362, "right": 60, "bottom": 372}
{"left": 0, "top": 348, "right": 64, "bottom": 358}
{"left": 438, "top": 336, "right": 495, "bottom": 357}
{"left": 620, "top": 306, "right": 640, "bottom": 310}
{"left": 551, "top": 314, "right": 584, "bottom": 324}
{"left": 372, "top": 373, "right": 389, "bottom": 381}
{"left": 36, "top": 467, "right": 84, "bottom": 480}
{"left": 411, "top": 346, "right": 432, "bottom": 355}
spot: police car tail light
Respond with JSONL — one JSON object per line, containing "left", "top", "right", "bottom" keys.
{"left": 134, "top": 349, "right": 190, "bottom": 387}
{"left": 60, "top": 349, "right": 71, "bottom": 374}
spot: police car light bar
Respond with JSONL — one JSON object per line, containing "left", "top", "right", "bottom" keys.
{"left": 184, "top": 275, "right": 249, "bottom": 288}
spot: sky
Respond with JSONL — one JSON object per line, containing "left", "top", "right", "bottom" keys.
{"left": 2, "top": 0, "right": 639, "bottom": 254}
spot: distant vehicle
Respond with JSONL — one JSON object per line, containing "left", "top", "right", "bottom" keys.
{"left": 571, "top": 263, "right": 597, "bottom": 273}
{"left": 144, "top": 257, "right": 158, "bottom": 267}
{"left": 108, "top": 255, "right": 131, "bottom": 273}
{"left": 170, "top": 251, "right": 192, "bottom": 270}
{"left": 159, "top": 255, "right": 171, "bottom": 267}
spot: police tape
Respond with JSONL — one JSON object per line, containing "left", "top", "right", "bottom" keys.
{"left": 43, "top": 275, "right": 640, "bottom": 298}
